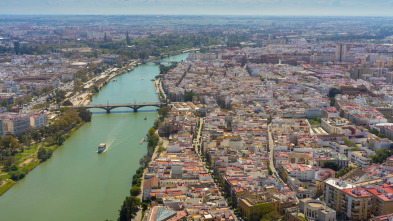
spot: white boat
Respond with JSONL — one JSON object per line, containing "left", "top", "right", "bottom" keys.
{"left": 97, "top": 143, "right": 107, "bottom": 154}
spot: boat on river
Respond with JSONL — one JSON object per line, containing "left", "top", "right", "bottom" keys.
{"left": 97, "top": 143, "right": 107, "bottom": 153}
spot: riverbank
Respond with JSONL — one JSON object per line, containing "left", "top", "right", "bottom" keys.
{"left": 134, "top": 131, "right": 169, "bottom": 221}
{"left": 154, "top": 78, "right": 168, "bottom": 101}
{"left": 73, "top": 52, "right": 184, "bottom": 107}
{"left": 71, "top": 61, "right": 138, "bottom": 106}
{"left": 0, "top": 53, "right": 189, "bottom": 221}
{"left": 0, "top": 120, "right": 86, "bottom": 196}
{"left": 145, "top": 47, "right": 197, "bottom": 63}
{"left": 118, "top": 106, "right": 171, "bottom": 221}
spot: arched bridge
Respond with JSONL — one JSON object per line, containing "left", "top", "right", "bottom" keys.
{"left": 153, "top": 61, "right": 178, "bottom": 65}
{"left": 77, "top": 102, "right": 166, "bottom": 113}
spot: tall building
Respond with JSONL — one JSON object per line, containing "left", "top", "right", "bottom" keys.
{"left": 325, "top": 178, "right": 393, "bottom": 220}
{"left": 2, "top": 113, "right": 30, "bottom": 136}
{"left": 30, "top": 113, "right": 46, "bottom": 129}
{"left": 324, "top": 178, "right": 372, "bottom": 220}
{"left": 335, "top": 44, "right": 347, "bottom": 62}
{"left": 0, "top": 118, "right": 5, "bottom": 137}
{"left": 367, "top": 185, "right": 393, "bottom": 216}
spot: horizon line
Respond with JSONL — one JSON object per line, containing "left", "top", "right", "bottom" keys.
{"left": 1, "top": 14, "right": 393, "bottom": 18}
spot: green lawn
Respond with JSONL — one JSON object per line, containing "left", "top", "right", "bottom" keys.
{"left": 309, "top": 119, "right": 321, "bottom": 126}
{"left": 0, "top": 173, "right": 10, "bottom": 180}
{"left": 21, "top": 160, "right": 40, "bottom": 172}
{"left": 0, "top": 180, "right": 15, "bottom": 196}
{"left": 298, "top": 216, "right": 307, "bottom": 221}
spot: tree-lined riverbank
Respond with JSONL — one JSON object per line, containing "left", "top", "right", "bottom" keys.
{"left": 0, "top": 53, "right": 188, "bottom": 221}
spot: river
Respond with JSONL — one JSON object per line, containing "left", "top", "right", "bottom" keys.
{"left": 0, "top": 53, "right": 189, "bottom": 221}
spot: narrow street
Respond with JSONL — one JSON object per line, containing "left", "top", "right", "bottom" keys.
{"left": 194, "top": 117, "right": 204, "bottom": 156}
{"left": 268, "top": 124, "right": 283, "bottom": 183}
{"left": 193, "top": 118, "right": 238, "bottom": 220}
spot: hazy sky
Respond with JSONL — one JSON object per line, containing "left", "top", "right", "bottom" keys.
{"left": 1, "top": 0, "right": 393, "bottom": 16}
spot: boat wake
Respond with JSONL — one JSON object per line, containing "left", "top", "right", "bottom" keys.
{"left": 105, "top": 136, "right": 131, "bottom": 151}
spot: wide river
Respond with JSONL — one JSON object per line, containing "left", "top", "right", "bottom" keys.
{"left": 0, "top": 53, "right": 188, "bottom": 221}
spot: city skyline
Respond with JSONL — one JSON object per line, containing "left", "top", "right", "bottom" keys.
{"left": 2, "top": 0, "right": 393, "bottom": 16}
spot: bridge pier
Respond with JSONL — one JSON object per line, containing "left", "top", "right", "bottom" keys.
{"left": 133, "top": 108, "right": 137, "bottom": 112}
{"left": 106, "top": 109, "right": 110, "bottom": 114}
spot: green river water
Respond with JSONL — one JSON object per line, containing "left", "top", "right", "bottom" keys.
{"left": 0, "top": 53, "right": 188, "bottom": 221}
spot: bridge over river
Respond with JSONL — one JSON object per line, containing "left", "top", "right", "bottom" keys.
{"left": 74, "top": 102, "right": 166, "bottom": 113}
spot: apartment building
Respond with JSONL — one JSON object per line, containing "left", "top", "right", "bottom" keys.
{"left": 348, "top": 151, "right": 371, "bottom": 168}
{"left": 321, "top": 117, "right": 350, "bottom": 134}
{"left": 322, "top": 107, "right": 340, "bottom": 118}
{"left": 325, "top": 178, "right": 368, "bottom": 220}
{"left": 367, "top": 185, "right": 393, "bottom": 217}
{"left": 2, "top": 113, "right": 30, "bottom": 136}
{"left": 30, "top": 113, "right": 46, "bottom": 128}
{"left": 279, "top": 163, "right": 314, "bottom": 182}
{"left": 329, "top": 141, "right": 351, "bottom": 155}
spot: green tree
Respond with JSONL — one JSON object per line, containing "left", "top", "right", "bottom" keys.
{"left": 158, "top": 106, "right": 171, "bottom": 120}
{"left": 92, "top": 85, "right": 99, "bottom": 93}
{"left": 62, "top": 100, "right": 73, "bottom": 106}
{"left": 77, "top": 107, "right": 92, "bottom": 122}
{"left": 31, "top": 131, "right": 42, "bottom": 142}
{"left": 9, "top": 164, "right": 18, "bottom": 171}
{"left": 0, "top": 136, "right": 21, "bottom": 150}
{"left": 18, "top": 133, "right": 31, "bottom": 146}
{"left": 130, "top": 185, "right": 141, "bottom": 196}
{"left": 249, "top": 203, "right": 277, "bottom": 221}
{"left": 118, "top": 196, "right": 141, "bottom": 221}
{"left": 147, "top": 135, "right": 159, "bottom": 148}
{"left": 337, "top": 166, "right": 356, "bottom": 177}
{"left": 51, "top": 89, "right": 67, "bottom": 104}
{"left": 153, "top": 119, "right": 161, "bottom": 129}
{"left": 183, "top": 91, "right": 197, "bottom": 102}
{"left": 37, "top": 147, "right": 49, "bottom": 161}
{"left": 147, "top": 128, "right": 156, "bottom": 137}
{"left": 370, "top": 148, "right": 393, "bottom": 164}
{"left": 139, "top": 155, "right": 150, "bottom": 168}
{"left": 322, "top": 161, "right": 340, "bottom": 171}
{"left": 267, "top": 166, "right": 273, "bottom": 175}
{"left": 9, "top": 169, "right": 26, "bottom": 181}
{"left": 343, "top": 138, "right": 356, "bottom": 147}
{"left": 142, "top": 202, "right": 148, "bottom": 211}
{"left": 54, "top": 132, "right": 66, "bottom": 145}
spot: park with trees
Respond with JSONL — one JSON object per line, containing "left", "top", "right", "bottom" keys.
{"left": 0, "top": 107, "right": 92, "bottom": 195}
